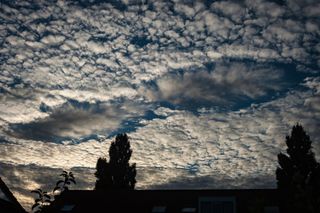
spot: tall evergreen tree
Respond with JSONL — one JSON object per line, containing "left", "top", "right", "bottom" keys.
{"left": 95, "top": 133, "right": 136, "bottom": 190}
{"left": 276, "top": 124, "right": 320, "bottom": 212}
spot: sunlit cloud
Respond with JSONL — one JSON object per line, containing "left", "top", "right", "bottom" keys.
{"left": 0, "top": 0, "right": 319, "bottom": 209}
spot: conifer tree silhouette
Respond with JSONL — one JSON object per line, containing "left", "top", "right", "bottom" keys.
{"left": 95, "top": 133, "right": 136, "bottom": 190}
{"left": 276, "top": 124, "right": 320, "bottom": 212}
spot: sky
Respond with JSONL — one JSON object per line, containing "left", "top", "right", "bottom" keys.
{"left": 0, "top": 0, "right": 320, "bottom": 210}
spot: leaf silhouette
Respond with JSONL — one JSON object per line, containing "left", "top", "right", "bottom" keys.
{"left": 69, "top": 179, "right": 76, "bottom": 184}
{"left": 44, "top": 194, "right": 51, "bottom": 199}
{"left": 32, "top": 203, "right": 39, "bottom": 210}
{"left": 56, "top": 180, "right": 64, "bottom": 186}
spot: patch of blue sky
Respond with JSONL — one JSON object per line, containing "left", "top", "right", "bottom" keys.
{"left": 108, "top": 109, "right": 166, "bottom": 139}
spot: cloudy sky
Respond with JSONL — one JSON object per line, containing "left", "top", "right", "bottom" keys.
{"left": 0, "top": 0, "right": 319, "bottom": 210}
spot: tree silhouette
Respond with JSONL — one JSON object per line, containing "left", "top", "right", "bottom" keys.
{"left": 31, "top": 171, "right": 76, "bottom": 212}
{"left": 95, "top": 133, "right": 136, "bottom": 190}
{"left": 276, "top": 124, "right": 320, "bottom": 212}
{"left": 31, "top": 189, "right": 51, "bottom": 213}
{"left": 53, "top": 171, "right": 76, "bottom": 195}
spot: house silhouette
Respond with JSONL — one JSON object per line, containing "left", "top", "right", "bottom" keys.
{"left": 44, "top": 189, "right": 280, "bottom": 213}
{"left": 0, "top": 177, "right": 26, "bottom": 213}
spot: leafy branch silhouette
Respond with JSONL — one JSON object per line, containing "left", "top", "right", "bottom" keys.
{"left": 53, "top": 170, "right": 76, "bottom": 194}
{"left": 31, "top": 189, "right": 51, "bottom": 213}
{"left": 31, "top": 170, "right": 76, "bottom": 212}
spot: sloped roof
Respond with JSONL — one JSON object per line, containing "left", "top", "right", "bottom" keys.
{"left": 0, "top": 177, "right": 26, "bottom": 213}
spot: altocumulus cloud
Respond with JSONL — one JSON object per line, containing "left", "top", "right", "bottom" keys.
{"left": 0, "top": 0, "right": 319, "bottom": 210}
{"left": 141, "top": 62, "right": 285, "bottom": 107}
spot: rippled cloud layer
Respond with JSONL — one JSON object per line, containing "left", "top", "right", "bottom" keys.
{"left": 0, "top": 0, "right": 319, "bottom": 210}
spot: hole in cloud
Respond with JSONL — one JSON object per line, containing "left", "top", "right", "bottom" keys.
{"left": 131, "top": 35, "right": 152, "bottom": 48}
{"left": 108, "top": 109, "right": 165, "bottom": 138}
{"left": 7, "top": 99, "right": 149, "bottom": 143}
{"left": 141, "top": 61, "right": 297, "bottom": 111}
